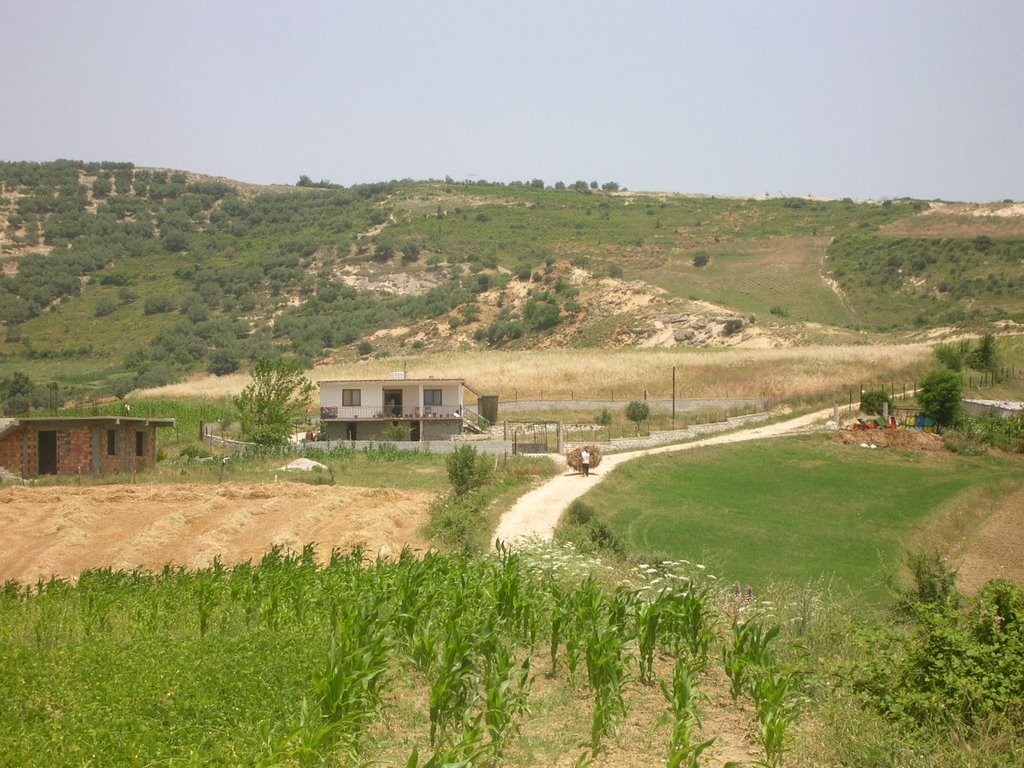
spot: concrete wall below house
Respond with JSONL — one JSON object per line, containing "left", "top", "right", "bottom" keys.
{"left": 307, "top": 439, "right": 514, "bottom": 457}
{"left": 323, "top": 419, "right": 463, "bottom": 442}
{"left": 422, "top": 420, "right": 462, "bottom": 440}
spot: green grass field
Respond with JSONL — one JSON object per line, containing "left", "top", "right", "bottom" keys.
{"left": 634, "top": 236, "right": 857, "bottom": 327}
{"left": 576, "top": 434, "right": 1024, "bottom": 603}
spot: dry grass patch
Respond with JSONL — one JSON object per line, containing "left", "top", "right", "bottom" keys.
{"left": 143, "top": 345, "right": 933, "bottom": 407}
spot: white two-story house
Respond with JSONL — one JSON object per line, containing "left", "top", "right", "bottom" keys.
{"left": 317, "top": 375, "right": 468, "bottom": 441}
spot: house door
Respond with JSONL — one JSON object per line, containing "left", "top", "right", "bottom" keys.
{"left": 38, "top": 430, "right": 58, "bottom": 475}
{"left": 383, "top": 389, "right": 403, "bottom": 418}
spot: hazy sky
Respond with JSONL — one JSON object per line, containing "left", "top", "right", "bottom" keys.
{"left": 4, "top": 1, "right": 1022, "bottom": 202}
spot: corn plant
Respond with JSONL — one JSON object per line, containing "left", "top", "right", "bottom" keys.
{"left": 408, "top": 617, "right": 443, "bottom": 673}
{"left": 661, "top": 658, "right": 715, "bottom": 768}
{"left": 586, "top": 616, "right": 630, "bottom": 752}
{"left": 482, "top": 644, "right": 533, "bottom": 756}
{"left": 751, "top": 671, "right": 800, "bottom": 767}
{"left": 407, "top": 720, "right": 486, "bottom": 768}
{"left": 547, "top": 579, "right": 567, "bottom": 676}
{"left": 429, "top": 628, "right": 481, "bottom": 745}
{"left": 313, "top": 623, "right": 391, "bottom": 748}
{"left": 722, "top": 617, "right": 780, "bottom": 702}
{"left": 256, "top": 695, "right": 347, "bottom": 768}
{"left": 635, "top": 591, "right": 665, "bottom": 684}
{"left": 663, "top": 582, "right": 716, "bottom": 668}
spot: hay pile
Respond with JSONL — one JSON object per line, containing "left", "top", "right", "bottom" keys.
{"left": 566, "top": 445, "right": 604, "bottom": 473}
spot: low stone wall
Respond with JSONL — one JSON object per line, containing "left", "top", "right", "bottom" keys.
{"left": 500, "top": 397, "right": 768, "bottom": 414}
{"left": 565, "top": 411, "right": 770, "bottom": 453}
{"left": 304, "top": 439, "right": 514, "bottom": 457}
{"left": 203, "top": 433, "right": 514, "bottom": 458}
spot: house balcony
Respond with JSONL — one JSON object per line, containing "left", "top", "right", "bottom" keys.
{"left": 320, "top": 405, "right": 463, "bottom": 421}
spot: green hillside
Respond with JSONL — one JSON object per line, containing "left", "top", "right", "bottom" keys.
{"left": 1, "top": 160, "right": 1021, "bottom": 401}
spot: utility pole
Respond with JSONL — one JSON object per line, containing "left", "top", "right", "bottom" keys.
{"left": 672, "top": 366, "right": 677, "bottom": 429}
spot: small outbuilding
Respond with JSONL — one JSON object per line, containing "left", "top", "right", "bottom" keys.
{"left": 0, "top": 416, "right": 175, "bottom": 479}
{"left": 962, "top": 399, "right": 1024, "bottom": 420}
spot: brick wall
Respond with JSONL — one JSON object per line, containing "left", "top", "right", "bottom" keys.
{"left": 0, "top": 431, "right": 21, "bottom": 472}
{"left": 0, "top": 424, "right": 160, "bottom": 479}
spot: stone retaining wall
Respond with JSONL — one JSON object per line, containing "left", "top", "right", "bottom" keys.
{"left": 566, "top": 411, "right": 771, "bottom": 453}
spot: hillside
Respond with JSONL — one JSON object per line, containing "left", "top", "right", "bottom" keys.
{"left": 1, "top": 160, "right": 1022, "bottom": 402}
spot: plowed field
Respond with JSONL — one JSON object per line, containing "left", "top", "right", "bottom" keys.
{"left": 0, "top": 482, "right": 434, "bottom": 584}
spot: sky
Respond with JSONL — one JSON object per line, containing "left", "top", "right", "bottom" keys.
{"left": 3, "top": 1, "right": 1022, "bottom": 202}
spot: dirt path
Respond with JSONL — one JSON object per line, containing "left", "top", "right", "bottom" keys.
{"left": 494, "top": 407, "right": 835, "bottom": 545}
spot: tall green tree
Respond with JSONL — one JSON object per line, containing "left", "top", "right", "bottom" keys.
{"left": 1, "top": 371, "right": 34, "bottom": 416}
{"left": 917, "top": 368, "right": 963, "bottom": 428}
{"left": 233, "top": 358, "right": 315, "bottom": 445}
{"left": 625, "top": 400, "right": 651, "bottom": 435}
{"left": 969, "top": 333, "right": 998, "bottom": 372}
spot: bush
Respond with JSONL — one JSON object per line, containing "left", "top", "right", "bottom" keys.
{"left": 693, "top": 251, "right": 709, "bottom": 268}
{"left": 94, "top": 295, "right": 118, "bottom": 317}
{"left": 556, "top": 500, "right": 626, "bottom": 556}
{"left": 424, "top": 493, "right": 486, "bottom": 550}
{"left": 143, "top": 293, "right": 177, "bottom": 315}
{"left": 723, "top": 318, "right": 744, "bottom": 335}
{"left": 859, "top": 389, "right": 892, "bottom": 417}
{"left": 385, "top": 422, "right": 410, "bottom": 441}
{"left": 853, "top": 577, "right": 1024, "bottom": 737}
{"left": 446, "top": 445, "right": 494, "bottom": 496}
{"left": 178, "top": 443, "right": 212, "bottom": 461}
{"left": 901, "top": 547, "right": 959, "bottom": 610}
{"left": 934, "top": 343, "right": 963, "bottom": 371}
{"left": 917, "top": 368, "right": 963, "bottom": 428}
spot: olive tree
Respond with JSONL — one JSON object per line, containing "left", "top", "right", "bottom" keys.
{"left": 625, "top": 400, "right": 651, "bottom": 435}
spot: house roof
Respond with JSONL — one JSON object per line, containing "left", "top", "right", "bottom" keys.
{"left": 964, "top": 399, "right": 1024, "bottom": 411}
{"left": 1, "top": 416, "right": 176, "bottom": 435}
{"left": 316, "top": 377, "right": 465, "bottom": 386}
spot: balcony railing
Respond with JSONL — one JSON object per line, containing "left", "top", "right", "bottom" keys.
{"left": 320, "top": 405, "right": 463, "bottom": 420}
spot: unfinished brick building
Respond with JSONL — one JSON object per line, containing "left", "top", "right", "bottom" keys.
{"left": 0, "top": 416, "right": 175, "bottom": 479}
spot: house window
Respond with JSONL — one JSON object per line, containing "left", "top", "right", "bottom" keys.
{"left": 342, "top": 389, "right": 361, "bottom": 406}
{"left": 423, "top": 389, "right": 443, "bottom": 406}
{"left": 135, "top": 431, "right": 146, "bottom": 457}
{"left": 107, "top": 429, "right": 117, "bottom": 455}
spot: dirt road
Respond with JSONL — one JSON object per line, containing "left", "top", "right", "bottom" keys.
{"left": 493, "top": 406, "right": 839, "bottom": 545}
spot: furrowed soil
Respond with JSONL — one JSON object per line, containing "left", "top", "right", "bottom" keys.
{"left": 0, "top": 482, "right": 434, "bottom": 584}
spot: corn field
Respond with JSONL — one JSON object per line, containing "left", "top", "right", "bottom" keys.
{"left": 0, "top": 543, "right": 800, "bottom": 767}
